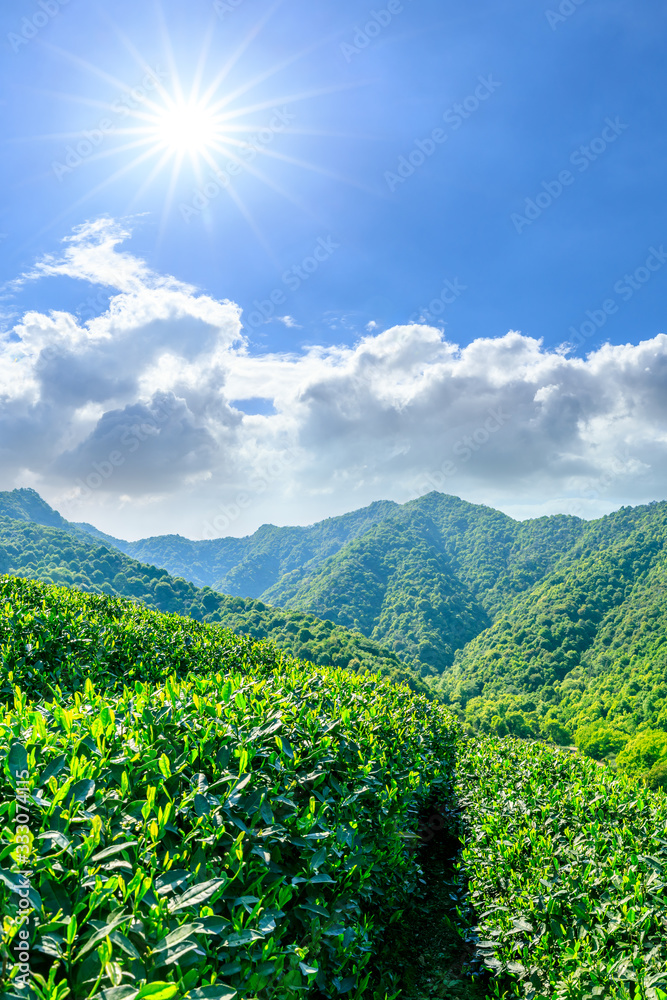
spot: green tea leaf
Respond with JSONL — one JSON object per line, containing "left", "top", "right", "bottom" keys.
{"left": 92, "top": 841, "right": 139, "bottom": 863}
{"left": 77, "top": 910, "right": 131, "bottom": 959}
{"left": 136, "top": 985, "right": 180, "bottom": 1000}
{"left": 169, "top": 879, "right": 226, "bottom": 913}
{"left": 40, "top": 754, "right": 67, "bottom": 786}
{"left": 6, "top": 742, "right": 27, "bottom": 777}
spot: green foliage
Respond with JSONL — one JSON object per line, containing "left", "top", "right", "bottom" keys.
{"left": 0, "top": 518, "right": 426, "bottom": 694}
{"left": 574, "top": 722, "right": 629, "bottom": 761}
{"left": 0, "top": 487, "right": 71, "bottom": 531}
{"left": 0, "top": 576, "right": 460, "bottom": 999}
{"left": 616, "top": 729, "right": 667, "bottom": 779}
{"left": 442, "top": 500, "right": 667, "bottom": 748}
{"left": 8, "top": 485, "right": 667, "bottom": 780}
{"left": 457, "top": 736, "right": 667, "bottom": 998}
{"left": 3, "top": 573, "right": 667, "bottom": 997}
{"left": 263, "top": 509, "right": 491, "bottom": 676}
{"left": 647, "top": 760, "right": 667, "bottom": 791}
{"left": 96, "top": 500, "right": 399, "bottom": 595}
{"left": 543, "top": 720, "right": 571, "bottom": 746}
{"left": 62, "top": 490, "right": 585, "bottom": 680}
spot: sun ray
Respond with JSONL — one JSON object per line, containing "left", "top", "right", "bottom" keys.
{"left": 17, "top": 143, "right": 171, "bottom": 256}
{"left": 199, "top": 0, "right": 285, "bottom": 107}
{"left": 211, "top": 80, "right": 369, "bottom": 122}
{"left": 19, "top": 5, "right": 378, "bottom": 265}
{"left": 125, "top": 147, "right": 176, "bottom": 213}
{"left": 50, "top": 135, "right": 165, "bottom": 174}
{"left": 220, "top": 184, "right": 279, "bottom": 268}
{"left": 209, "top": 35, "right": 342, "bottom": 115}
{"left": 98, "top": 6, "right": 181, "bottom": 108}
{"left": 232, "top": 144, "right": 379, "bottom": 196}
{"left": 155, "top": 1, "right": 186, "bottom": 107}
{"left": 33, "top": 45, "right": 175, "bottom": 129}
{"left": 157, "top": 153, "right": 187, "bottom": 248}
{"left": 190, "top": 22, "right": 217, "bottom": 105}
{"left": 199, "top": 146, "right": 312, "bottom": 219}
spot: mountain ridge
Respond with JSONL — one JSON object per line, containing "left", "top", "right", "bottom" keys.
{"left": 3, "top": 486, "right": 667, "bottom": 752}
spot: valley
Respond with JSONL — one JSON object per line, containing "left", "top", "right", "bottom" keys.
{"left": 1, "top": 488, "right": 667, "bottom": 998}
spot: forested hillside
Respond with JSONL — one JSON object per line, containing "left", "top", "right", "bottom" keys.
{"left": 440, "top": 501, "right": 667, "bottom": 765}
{"left": 4, "top": 487, "right": 667, "bottom": 781}
{"left": 0, "top": 513, "right": 424, "bottom": 693}
{"left": 77, "top": 497, "right": 399, "bottom": 595}
{"left": 261, "top": 495, "right": 586, "bottom": 674}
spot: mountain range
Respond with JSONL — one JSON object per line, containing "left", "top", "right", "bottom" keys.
{"left": 2, "top": 486, "right": 667, "bottom": 748}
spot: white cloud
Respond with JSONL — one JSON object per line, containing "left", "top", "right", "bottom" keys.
{"left": 1, "top": 217, "right": 667, "bottom": 539}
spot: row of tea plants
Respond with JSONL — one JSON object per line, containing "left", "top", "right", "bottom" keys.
{"left": 2, "top": 576, "right": 667, "bottom": 999}
{"left": 0, "top": 576, "right": 459, "bottom": 999}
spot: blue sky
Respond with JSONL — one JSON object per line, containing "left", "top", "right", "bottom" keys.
{"left": 1, "top": 0, "right": 667, "bottom": 538}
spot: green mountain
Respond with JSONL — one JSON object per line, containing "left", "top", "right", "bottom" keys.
{"left": 5, "top": 487, "right": 667, "bottom": 756}
{"left": 441, "top": 500, "right": 667, "bottom": 742}
{"left": 263, "top": 494, "right": 585, "bottom": 674}
{"left": 65, "top": 490, "right": 586, "bottom": 676}
{"left": 0, "top": 486, "right": 72, "bottom": 530}
{"left": 0, "top": 505, "right": 424, "bottom": 694}
{"left": 75, "top": 497, "right": 399, "bottom": 595}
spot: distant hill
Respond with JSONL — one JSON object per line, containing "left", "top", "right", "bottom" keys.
{"left": 64, "top": 489, "right": 587, "bottom": 675}
{"left": 440, "top": 500, "right": 667, "bottom": 740}
{"left": 0, "top": 509, "right": 423, "bottom": 694}
{"left": 263, "top": 493, "right": 585, "bottom": 673}
{"left": 0, "top": 486, "right": 72, "bottom": 530}
{"left": 75, "top": 499, "right": 399, "bottom": 594}
{"left": 4, "top": 487, "right": 667, "bottom": 748}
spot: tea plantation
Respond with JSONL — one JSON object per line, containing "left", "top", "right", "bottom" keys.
{"left": 1, "top": 576, "right": 667, "bottom": 1000}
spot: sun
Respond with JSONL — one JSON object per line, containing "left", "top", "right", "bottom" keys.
{"left": 32, "top": 8, "right": 365, "bottom": 246}
{"left": 151, "top": 99, "right": 223, "bottom": 158}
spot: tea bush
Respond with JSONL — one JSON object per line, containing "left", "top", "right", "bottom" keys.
{"left": 0, "top": 577, "right": 459, "bottom": 1000}
{"left": 456, "top": 737, "right": 667, "bottom": 999}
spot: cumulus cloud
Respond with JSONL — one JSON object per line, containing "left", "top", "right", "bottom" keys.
{"left": 1, "top": 216, "right": 666, "bottom": 539}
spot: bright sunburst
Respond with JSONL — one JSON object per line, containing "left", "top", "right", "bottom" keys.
{"left": 151, "top": 99, "right": 223, "bottom": 157}
{"left": 24, "top": 6, "right": 366, "bottom": 251}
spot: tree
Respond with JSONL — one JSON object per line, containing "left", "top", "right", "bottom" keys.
{"left": 647, "top": 760, "right": 667, "bottom": 791}
{"left": 617, "top": 729, "right": 667, "bottom": 779}
{"left": 544, "top": 720, "right": 571, "bottom": 746}
{"left": 574, "top": 723, "right": 629, "bottom": 761}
